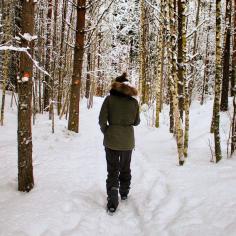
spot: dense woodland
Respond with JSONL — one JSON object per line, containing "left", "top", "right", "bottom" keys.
{"left": 0, "top": 0, "right": 235, "bottom": 192}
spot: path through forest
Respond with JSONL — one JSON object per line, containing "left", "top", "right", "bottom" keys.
{"left": 1, "top": 94, "right": 236, "bottom": 236}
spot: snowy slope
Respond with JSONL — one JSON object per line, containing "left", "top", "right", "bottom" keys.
{"left": 0, "top": 91, "right": 236, "bottom": 236}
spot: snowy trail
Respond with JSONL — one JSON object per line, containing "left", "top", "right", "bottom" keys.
{"left": 1, "top": 95, "right": 236, "bottom": 236}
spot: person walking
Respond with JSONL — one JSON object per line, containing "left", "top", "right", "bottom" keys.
{"left": 99, "top": 72, "right": 140, "bottom": 213}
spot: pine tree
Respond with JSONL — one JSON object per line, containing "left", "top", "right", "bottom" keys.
{"left": 18, "top": 0, "right": 35, "bottom": 192}
{"left": 68, "top": 0, "right": 86, "bottom": 133}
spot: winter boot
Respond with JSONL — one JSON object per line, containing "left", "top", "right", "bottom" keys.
{"left": 120, "top": 194, "right": 128, "bottom": 201}
{"left": 107, "top": 188, "right": 119, "bottom": 213}
{"left": 119, "top": 187, "right": 129, "bottom": 201}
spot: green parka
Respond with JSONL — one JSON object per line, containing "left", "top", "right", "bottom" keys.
{"left": 99, "top": 82, "right": 140, "bottom": 151}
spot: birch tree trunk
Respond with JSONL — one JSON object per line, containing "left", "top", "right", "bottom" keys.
{"left": 201, "top": 2, "right": 212, "bottom": 105}
{"left": 177, "top": 0, "right": 185, "bottom": 120}
{"left": 18, "top": 0, "right": 35, "bottom": 192}
{"left": 177, "top": 0, "right": 188, "bottom": 157}
{"left": 188, "top": 0, "right": 201, "bottom": 102}
{"left": 68, "top": 0, "right": 86, "bottom": 133}
{"left": 57, "top": 0, "right": 68, "bottom": 115}
{"left": 212, "top": 0, "right": 222, "bottom": 162}
{"left": 155, "top": 0, "right": 166, "bottom": 128}
{"left": 139, "top": 0, "right": 148, "bottom": 105}
{"left": 168, "top": 0, "right": 184, "bottom": 165}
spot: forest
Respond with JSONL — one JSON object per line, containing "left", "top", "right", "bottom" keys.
{"left": 0, "top": 0, "right": 236, "bottom": 235}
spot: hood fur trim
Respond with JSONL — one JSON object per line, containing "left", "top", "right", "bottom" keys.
{"left": 111, "top": 82, "right": 138, "bottom": 97}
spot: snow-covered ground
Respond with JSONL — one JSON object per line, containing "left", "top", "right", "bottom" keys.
{"left": 1, "top": 91, "right": 236, "bottom": 236}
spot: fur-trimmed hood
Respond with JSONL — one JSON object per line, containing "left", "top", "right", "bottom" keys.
{"left": 110, "top": 82, "right": 138, "bottom": 97}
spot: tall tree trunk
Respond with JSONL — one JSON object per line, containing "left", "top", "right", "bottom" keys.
{"left": 212, "top": 0, "right": 222, "bottom": 162}
{"left": 188, "top": 0, "right": 201, "bottom": 102}
{"left": 231, "top": 0, "right": 236, "bottom": 96}
{"left": 201, "top": 2, "right": 212, "bottom": 105}
{"left": 177, "top": 0, "right": 188, "bottom": 157}
{"left": 139, "top": 0, "right": 148, "bottom": 104}
{"left": 68, "top": 0, "right": 86, "bottom": 133}
{"left": 49, "top": 0, "right": 58, "bottom": 132}
{"left": 57, "top": 0, "right": 68, "bottom": 115}
{"left": 168, "top": 0, "right": 184, "bottom": 165}
{"left": 87, "top": 36, "right": 96, "bottom": 109}
{"left": 0, "top": 0, "right": 11, "bottom": 126}
{"left": 36, "top": 5, "right": 45, "bottom": 114}
{"left": 18, "top": 0, "right": 35, "bottom": 192}
{"left": 177, "top": 0, "right": 185, "bottom": 120}
{"left": 86, "top": 47, "right": 91, "bottom": 99}
{"left": 43, "top": 0, "right": 53, "bottom": 111}
{"left": 96, "top": 30, "right": 103, "bottom": 97}
{"left": 85, "top": 0, "right": 92, "bottom": 100}
{"left": 155, "top": 0, "right": 166, "bottom": 128}
{"left": 230, "top": 0, "right": 236, "bottom": 154}
{"left": 220, "top": 0, "right": 231, "bottom": 111}
{"left": 201, "top": 1, "right": 213, "bottom": 105}
{"left": 155, "top": 32, "right": 163, "bottom": 128}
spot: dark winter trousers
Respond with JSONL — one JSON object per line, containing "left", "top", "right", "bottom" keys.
{"left": 105, "top": 148, "right": 132, "bottom": 203}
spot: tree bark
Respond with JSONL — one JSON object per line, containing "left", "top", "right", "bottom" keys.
{"left": 212, "top": 0, "right": 222, "bottom": 162}
{"left": 201, "top": 2, "right": 212, "bottom": 105}
{"left": 231, "top": 0, "right": 236, "bottom": 154}
{"left": 177, "top": 0, "right": 185, "bottom": 120}
{"left": 155, "top": 0, "right": 166, "bottom": 128}
{"left": 188, "top": 0, "right": 201, "bottom": 102}
{"left": 96, "top": 31, "right": 103, "bottom": 97}
{"left": 220, "top": 0, "right": 231, "bottom": 111}
{"left": 85, "top": 0, "right": 92, "bottom": 100}
{"left": 231, "top": 0, "right": 236, "bottom": 96}
{"left": 168, "top": 0, "right": 184, "bottom": 165}
{"left": 18, "top": 0, "right": 35, "bottom": 192}
{"left": 57, "top": 0, "right": 68, "bottom": 115}
{"left": 43, "top": 0, "right": 53, "bottom": 111}
{"left": 177, "top": 0, "right": 188, "bottom": 157}
{"left": 0, "top": 0, "right": 11, "bottom": 126}
{"left": 139, "top": 0, "right": 148, "bottom": 105}
{"left": 68, "top": 0, "right": 86, "bottom": 133}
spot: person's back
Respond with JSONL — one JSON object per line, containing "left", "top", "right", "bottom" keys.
{"left": 99, "top": 81, "right": 140, "bottom": 151}
{"left": 99, "top": 73, "right": 140, "bottom": 213}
